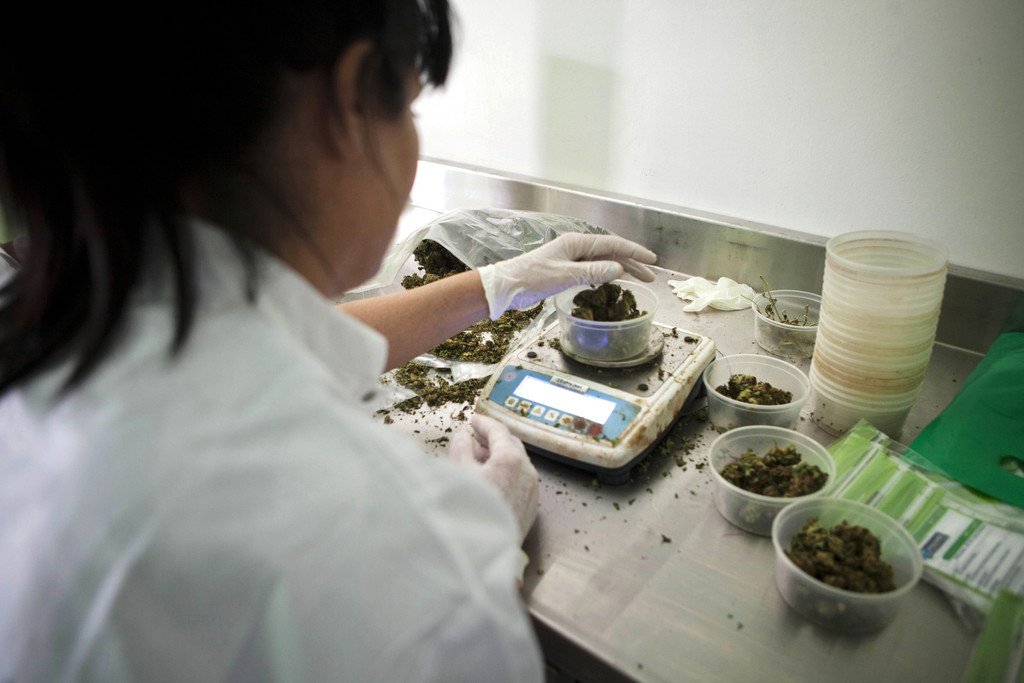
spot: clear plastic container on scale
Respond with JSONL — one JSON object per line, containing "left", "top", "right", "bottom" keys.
{"left": 554, "top": 280, "right": 657, "bottom": 363}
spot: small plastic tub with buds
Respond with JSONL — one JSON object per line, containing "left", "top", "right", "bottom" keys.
{"left": 771, "top": 498, "right": 923, "bottom": 633}
{"left": 554, "top": 280, "right": 657, "bottom": 363}
{"left": 702, "top": 354, "right": 810, "bottom": 431}
{"left": 709, "top": 426, "right": 835, "bottom": 536}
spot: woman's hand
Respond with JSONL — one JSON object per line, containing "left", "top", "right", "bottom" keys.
{"left": 448, "top": 414, "right": 539, "bottom": 543}
{"left": 478, "top": 233, "right": 657, "bottom": 319}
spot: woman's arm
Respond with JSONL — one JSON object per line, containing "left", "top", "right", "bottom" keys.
{"left": 339, "top": 270, "right": 489, "bottom": 371}
{"left": 341, "top": 233, "right": 658, "bottom": 371}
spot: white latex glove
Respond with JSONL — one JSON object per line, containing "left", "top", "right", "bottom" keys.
{"left": 666, "top": 276, "right": 756, "bottom": 312}
{"left": 448, "top": 414, "right": 539, "bottom": 543}
{"left": 477, "top": 233, "right": 658, "bottom": 320}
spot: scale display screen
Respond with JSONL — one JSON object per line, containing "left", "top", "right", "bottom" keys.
{"left": 512, "top": 375, "right": 617, "bottom": 424}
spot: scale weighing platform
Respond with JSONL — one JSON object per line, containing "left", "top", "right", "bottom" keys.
{"left": 475, "top": 321, "right": 716, "bottom": 483}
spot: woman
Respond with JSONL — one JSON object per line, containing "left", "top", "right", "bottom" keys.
{"left": 0, "top": 2, "right": 655, "bottom": 680}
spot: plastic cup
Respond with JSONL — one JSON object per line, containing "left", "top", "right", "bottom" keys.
{"left": 825, "top": 231, "right": 949, "bottom": 279}
{"left": 810, "top": 346, "right": 931, "bottom": 384}
{"left": 810, "top": 364, "right": 925, "bottom": 404}
{"left": 819, "top": 302, "right": 940, "bottom": 337}
{"left": 815, "top": 325, "right": 936, "bottom": 359}
{"left": 818, "top": 322, "right": 938, "bottom": 355}
{"left": 809, "top": 377, "right": 921, "bottom": 437}
{"left": 702, "top": 354, "right": 810, "bottom": 431}
{"left": 709, "top": 426, "right": 835, "bottom": 536}
{"left": 751, "top": 290, "right": 820, "bottom": 359}
{"left": 813, "top": 331, "right": 935, "bottom": 367}
{"left": 821, "top": 234, "right": 948, "bottom": 354}
{"left": 772, "top": 498, "right": 923, "bottom": 632}
{"left": 810, "top": 357, "right": 929, "bottom": 398}
{"left": 811, "top": 233, "right": 943, "bottom": 434}
{"left": 554, "top": 280, "right": 656, "bottom": 362}
{"left": 819, "top": 285, "right": 946, "bottom": 320}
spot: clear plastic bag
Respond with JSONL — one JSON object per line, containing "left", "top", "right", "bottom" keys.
{"left": 828, "top": 420, "right": 1024, "bottom": 631}
{"left": 348, "top": 207, "right": 608, "bottom": 296}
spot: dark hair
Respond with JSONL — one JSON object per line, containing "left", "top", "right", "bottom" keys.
{"left": 0, "top": 1, "right": 453, "bottom": 394}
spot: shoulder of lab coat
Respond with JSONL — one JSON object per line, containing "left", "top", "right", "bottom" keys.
{"left": 83, "top": 394, "right": 543, "bottom": 683}
{"left": 0, "top": 220, "right": 543, "bottom": 682}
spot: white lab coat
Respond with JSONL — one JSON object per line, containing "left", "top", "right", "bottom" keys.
{"left": 0, "top": 221, "right": 544, "bottom": 682}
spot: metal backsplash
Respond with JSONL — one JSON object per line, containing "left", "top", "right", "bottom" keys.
{"left": 412, "top": 157, "right": 1024, "bottom": 355}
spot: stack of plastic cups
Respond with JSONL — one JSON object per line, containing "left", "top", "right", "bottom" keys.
{"left": 810, "top": 231, "right": 948, "bottom": 438}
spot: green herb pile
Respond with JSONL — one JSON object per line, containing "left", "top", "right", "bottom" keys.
{"left": 571, "top": 282, "right": 644, "bottom": 322}
{"left": 719, "top": 444, "right": 827, "bottom": 497}
{"left": 786, "top": 518, "right": 897, "bottom": 594}
{"left": 392, "top": 364, "right": 487, "bottom": 411}
{"left": 715, "top": 373, "right": 792, "bottom": 405}
{"left": 401, "top": 239, "right": 468, "bottom": 289}
{"left": 429, "top": 305, "right": 542, "bottom": 364}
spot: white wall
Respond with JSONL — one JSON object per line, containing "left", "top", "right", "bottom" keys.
{"left": 416, "top": 0, "right": 1024, "bottom": 281}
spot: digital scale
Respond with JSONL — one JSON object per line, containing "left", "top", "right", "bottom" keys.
{"left": 475, "top": 321, "right": 716, "bottom": 483}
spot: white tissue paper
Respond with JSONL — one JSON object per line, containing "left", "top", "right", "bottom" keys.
{"left": 667, "top": 276, "right": 756, "bottom": 312}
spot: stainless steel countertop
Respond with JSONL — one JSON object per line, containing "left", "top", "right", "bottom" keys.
{"left": 374, "top": 265, "right": 981, "bottom": 683}
{"left": 368, "top": 159, "right": 1002, "bottom": 681}
{"left": 517, "top": 267, "right": 980, "bottom": 683}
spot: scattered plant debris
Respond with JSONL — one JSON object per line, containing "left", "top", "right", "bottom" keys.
{"left": 429, "top": 305, "right": 543, "bottom": 364}
{"left": 716, "top": 373, "right": 792, "bottom": 405}
{"left": 402, "top": 239, "right": 544, "bottom": 365}
{"left": 392, "top": 363, "right": 488, "bottom": 408}
{"left": 754, "top": 276, "right": 816, "bottom": 327}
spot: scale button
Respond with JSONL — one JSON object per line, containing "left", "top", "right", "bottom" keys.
{"left": 586, "top": 423, "right": 603, "bottom": 437}
{"left": 504, "top": 396, "right": 519, "bottom": 408}
{"left": 559, "top": 415, "right": 573, "bottom": 428}
{"left": 517, "top": 401, "right": 532, "bottom": 415}
{"left": 530, "top": 404, "right": 545, "bottom": 418}
{"left": 544, "top": 409, "right": 560, "bottom": 422}
{"left": 572, "top": 417, "right": 588, "bottom": 432}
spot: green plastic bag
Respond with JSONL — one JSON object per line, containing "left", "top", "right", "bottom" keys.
{"left": 908, "top": 333, "right": 1024, "bottom": 510}
{"left": 964, "top": 589, "right": 1024, "bottom": 682}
